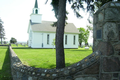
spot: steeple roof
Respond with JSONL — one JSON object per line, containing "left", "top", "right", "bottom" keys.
{"left": 34, "top": 0, "right": 38, "bottom": 8}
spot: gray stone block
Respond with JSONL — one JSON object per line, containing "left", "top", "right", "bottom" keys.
{"left": 102, "top": 57, "right": 120, "bottom": 72}
{"left": 105, "top": 8, "right": 120, "bottom": 20}
{"left": 98, "top": 11, "right": 104, "bottom": 22}
{"left": 85, "top": 77, "right": 97, "bottom": 80}
{"left": 103, "top": 22, "right": 118, "bottom": 41}
{"left": 100, "top": 73, "right": 112, "bottom": 80}
{"left": 110, "top": 3, "right": 120, "bottom": 7}
{"left": 28, "top": 76, "right": 32, "bottom": 80}
{"left": 114, "top": 43, "right": 120, "bottom": 51}
{"left": 75, "top": 77, "right": 97, "bottom": 80}
{"left": 95, "top": 41, "right": 114, "bottom": 56}
{"left": 75, "top": 77, "right": 84, "bottom": 80}
{"left": 22, "top": 74, "right": 28, "bottom": 80}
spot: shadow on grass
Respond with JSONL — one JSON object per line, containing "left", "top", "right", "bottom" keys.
{"left": 0, "top": 48, "right": 12, "bottom": 80}
{"left": 65, "top": 63, "right": 76, "bottom": 67}
{"left": 69, "top": 49, "right": 92, "bottom": 52}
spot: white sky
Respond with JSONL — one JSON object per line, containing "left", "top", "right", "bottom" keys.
{"left": 0, "top": 0, "right": 93, "bottom": 43}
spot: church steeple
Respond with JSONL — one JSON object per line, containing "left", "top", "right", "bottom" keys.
{"left": 32, "top": 0, "right": 39, "bottom": 14}
{"left": 34, "top": 0, "right": 38, "bottom": 8}
{"left": 30, "top": 0, "right": 42, "bottom": 23}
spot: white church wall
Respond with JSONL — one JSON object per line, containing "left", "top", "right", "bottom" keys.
{"left": 31, "top": 32, "right": 42, "bottom": 48}
{"left": 29, "top": 31, "right": 78, "bottom": 48}
{"left": 64, "top": 33, "right": 78, "bottom": 48}
{"left": 30, "top": 14, "right": 42, "bottom": 23}
{"left": 31, "top": 32, "right": 56, "bottom": 48}
{"left": 28, "top": 25, "right": 33, "bottom": 47}
{"left": 43, "top": 32, "right": 56, "bottom": 48}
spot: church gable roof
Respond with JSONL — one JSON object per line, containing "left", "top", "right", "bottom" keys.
{"left": 30, "top": 21, "right": 79, "bottom": 34}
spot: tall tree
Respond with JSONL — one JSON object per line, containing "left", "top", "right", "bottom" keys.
{"left": 48, "top": 0, "right": 84, "bottom": 69}
{"left": 0, "top": 18, "right": 5, "bottom": 44}
{"left": 46, "top": 0, "right": 117, "bottom": 69}
{"left": 78, "top": 28, "right": 89, "bottom": 47}
{"left": 55, "top": 0, "right": 67, "bottom": 69}
{"left": 46, "top": 0, "right": 95, "bottom": 69}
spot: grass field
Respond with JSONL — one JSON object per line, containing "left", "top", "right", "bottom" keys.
{"left": 11, "top": 44, "right": 28, "bottom": 47}
{"left": 0, "top": 46, "right": 12, "bottom": 80}
{"left": 13, "top": 47, "right": 92, "bottom": 69}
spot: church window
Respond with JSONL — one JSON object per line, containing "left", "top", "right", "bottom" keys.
{"left": 47, "top": 34, "right": 49, "bottom": 44}
{"left": 73, "top": 35, "right": 76, "bottom": 45}
{"left": 35, "top": 9, "right": 38, "bottom": 14}
{"left": 65, "top": 35, "right": 67, "bottom": 45}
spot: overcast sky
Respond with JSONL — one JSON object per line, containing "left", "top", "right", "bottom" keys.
{"left": 0, "top": 0, "right": 93, "bottom": 43}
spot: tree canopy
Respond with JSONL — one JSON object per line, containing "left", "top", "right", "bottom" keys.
{"left": 0, "top": 18, "right": 5, "bottom": 44}
{"left": 78, "top": 28, "right": 89, "bottom": 46}
{"left": 10, "top": 37, "right": 17, "bottom": 44}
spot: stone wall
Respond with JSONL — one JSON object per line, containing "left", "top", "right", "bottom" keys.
{"left": 93, "top": 1, "right": 120, "bottom": 80}
{"left": 9, "top": 46, "right": 100, "bottom": 80}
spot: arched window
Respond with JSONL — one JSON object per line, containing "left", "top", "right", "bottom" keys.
{"left": 35, "top": 9, "right": 38, "bottom": 14}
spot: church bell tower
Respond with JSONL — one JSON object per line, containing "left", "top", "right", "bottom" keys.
{"left": 30, "top": 0, "right": 42, "bottom": 23}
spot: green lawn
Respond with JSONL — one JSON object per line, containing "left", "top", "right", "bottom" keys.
{"left": 11, "top": 44, "right": 28, "bottom": 47}
{"left": 0, "top": 46, "right": 12, "bottom": 80}
{"left": 13, "top": 47, "right": 92, "bottom": 69}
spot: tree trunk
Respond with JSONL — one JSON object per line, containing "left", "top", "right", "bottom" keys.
{"left": 56, "top": 0, "right": 66, "bottom": 69}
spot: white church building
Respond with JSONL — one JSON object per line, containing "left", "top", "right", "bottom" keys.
{"left": 27, "top": 0, "right": 79, "bottom": 48}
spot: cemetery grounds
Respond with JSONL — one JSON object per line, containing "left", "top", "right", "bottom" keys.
{"left": 12, "top": 44, "right": 92, "bottom": 69}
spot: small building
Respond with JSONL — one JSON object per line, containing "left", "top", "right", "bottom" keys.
{"left": 27, "top": 0, "right": 79, "bottom": 48}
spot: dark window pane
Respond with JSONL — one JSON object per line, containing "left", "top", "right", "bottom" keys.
{"left": 73, "top": 36, "right": 75, "bottom": 45}
{"left": 47, "top": 34, "right": 49, "bottom": 44}
{"left": 65, "top": 35, "right": 67, "bottom": 45}
{"left": 96, "top": 29, "right": 102, "bottom": 39}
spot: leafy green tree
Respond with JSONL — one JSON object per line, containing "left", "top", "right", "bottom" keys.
{"left": 10, "top": 37, "right": 17, "bottom": 44}
{"left": 78, "top": 28, "right": 89, "bottom": 47}
{"left": 0, "top": 18, "right": 5, "bottom": 44}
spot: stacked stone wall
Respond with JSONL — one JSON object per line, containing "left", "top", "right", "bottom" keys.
{"left": 93, "top": 1, "right": 120, "bottom": 80}
{"left": 9, "top": 46, "right": 100, "bottom": 80}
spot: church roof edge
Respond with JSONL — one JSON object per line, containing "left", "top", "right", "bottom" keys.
{"left": 30, "top": 20, "right": 80, "bottom": 34}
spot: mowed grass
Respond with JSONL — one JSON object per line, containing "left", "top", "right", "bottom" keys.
{"left": 11, "top": 44, "right": 28, "bottom": 47}
{"left": 0, "top": 46, "right": 12, "bottom": 80}
{"left": 13, "top": 47, "right": 92, "bottom": 69}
